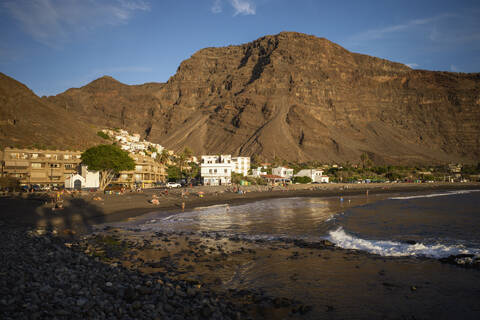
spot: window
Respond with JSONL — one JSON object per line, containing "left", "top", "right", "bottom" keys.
{"left": 224, "top": 169, "right": 228, "bottom": 173}
{"left": 31, "top": 163, "right": 42, "bottom": 169}
{"left": 10, "top": 153, "right": 19, "bottom": 159}
{"left": 214, "top": 169, "right": 217, "bottom": 173}
{"left": 49, "top": 163, "right": 60, "bottom": 168}
{"left": 209, "top": 169, "right": 212, "bottom": 174}
{"left": 64, "top": 155, "right": 71, "bottom": 160}
{"left": 65, "top": 164, "right": 74, "bottom": 169}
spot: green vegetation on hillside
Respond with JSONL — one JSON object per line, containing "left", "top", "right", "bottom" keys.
{"left": 97, "top": 131, "right": 110, "bottom": 140}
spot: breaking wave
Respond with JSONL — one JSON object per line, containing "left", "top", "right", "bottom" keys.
{"left": 327, "top": 227, "right": 480, "bottom": 259}
{"left": 389, "top": 189, "right": 480, "bottom": 200}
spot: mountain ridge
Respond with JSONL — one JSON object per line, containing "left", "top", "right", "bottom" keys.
{"left": 2, "top": 32, "right": 479, "bottom": 164}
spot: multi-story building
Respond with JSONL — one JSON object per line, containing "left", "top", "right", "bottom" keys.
{"left": 0, "top": 147, "right": 166, "bottom": 189}
{"left": 231, "top": 156, "right": 250, "bottom": 177}
{"left": 0, "top": 147, "right": 82, "bottom": 186}
{"left": 272, "top": 166, "right": 294, "bottom": 179}
{"left": 115, "top": 154, "right": 166, "bottom": 188}
{"left": 200, "top": 155, "right": 233, "bottom": 186}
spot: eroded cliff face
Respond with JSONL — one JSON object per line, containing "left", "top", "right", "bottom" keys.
{"left": 146, "top": 32, "right": 480, "bottom": 164}
{"left": 28, "top": 32, "right": 480, "bottom": 163}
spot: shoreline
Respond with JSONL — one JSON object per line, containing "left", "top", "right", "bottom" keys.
{"left": 2, "top": 183, "right": 480, "bottom": 319}
{"left": 1, "top": 182, "right": 479, "bottom": 236}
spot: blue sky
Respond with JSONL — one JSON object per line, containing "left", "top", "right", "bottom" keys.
{"left": 1, "top": 0, "right": 479, "bottom": 96}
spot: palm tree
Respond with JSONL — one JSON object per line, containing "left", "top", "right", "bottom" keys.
{"left": 158, "top": 149, "right": 170, "bottom": 165}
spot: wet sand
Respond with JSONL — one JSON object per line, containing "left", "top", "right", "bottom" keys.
{"left": 78, "top": 227, "right": 480, "bottom": 319}
{"left": 72, "top": 185, "right": 480, "bottom": 319}
{"left": 1, "top": 182, "right": 479, "bottom": 235}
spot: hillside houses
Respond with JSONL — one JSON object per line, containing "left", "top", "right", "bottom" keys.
{"left": 101, "top": 129, "right": 165, "bottom": 159}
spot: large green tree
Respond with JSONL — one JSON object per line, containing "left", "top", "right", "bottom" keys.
{"left": 81, "top": 144, "right": 135, "bottom": 190}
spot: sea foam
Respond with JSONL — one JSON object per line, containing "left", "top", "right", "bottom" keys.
{"left": 389, "top": 189, "right": 480, "bottom": 200}
{"left": 327, "top": 227, "right": 479, "bottom": 258}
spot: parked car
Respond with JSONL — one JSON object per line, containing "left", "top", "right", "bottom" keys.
{"left": 166, "top": 182, "right": 181, "bottom": 188}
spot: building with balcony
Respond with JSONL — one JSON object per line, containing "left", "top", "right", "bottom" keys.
{"left": 115, "top": 154, "right": 166, "bottom": 188}
{"left": 200, "top": 155, "right": 233, "bottom": 186}
{"left": 0, "top": 147, "right": 82, "bottom": 186}
{"left": 231, "top": 156, "right": 250, "bottom": 177}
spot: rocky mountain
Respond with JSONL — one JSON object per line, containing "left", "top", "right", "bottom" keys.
{"left": 2, "top": 32, "right": 480, "bottom": 164}
{"left": 0, "top": 72, "right": 102, "bottom": 150}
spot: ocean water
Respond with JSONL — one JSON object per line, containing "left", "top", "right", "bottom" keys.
{"left": 105, "top": 189, "right": 480, "bottom": 319}
{"left": 122, "top": 189, "right": 480, "bottom": 259}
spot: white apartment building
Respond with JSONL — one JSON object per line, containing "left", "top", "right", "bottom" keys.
{"left": 231, "top": 156, "right": 250, "bottom": 177}
{"left": 200, "top": 155, "right": 233, "bottom": 186}
{"left": 272, "top": 166, "right": 294, "bottom": 178}
{"left": 295, "top": 169, "right": 329, "bottom": 183}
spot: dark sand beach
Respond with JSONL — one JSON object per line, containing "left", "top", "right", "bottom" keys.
{"left": 1, "top": 182, "right": 480, "bottom": 319}
{"left": 1, "top": 182, "right": 479, "bottom": 235}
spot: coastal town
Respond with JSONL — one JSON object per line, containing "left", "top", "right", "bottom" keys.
{"left": 1, "top": 128, "right": 479, "bottom": 193}
{"left": 2, "top": 2, "right": 480, "bottom": 319}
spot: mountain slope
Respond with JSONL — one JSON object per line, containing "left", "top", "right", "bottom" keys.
{"left": 7, "top": 31, "right": 480, "bottom": 163}
{"left": 0, "top": 72, "right": 102, "bottom": 150}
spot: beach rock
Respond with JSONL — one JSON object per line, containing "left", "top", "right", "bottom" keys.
{"left": 439, "top": 254, "right": 480, "bottom": 269}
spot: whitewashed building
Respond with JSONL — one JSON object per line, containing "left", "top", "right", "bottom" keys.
{"left": 251, "top": 166, "right": 268, "bottom": 177}
{"left": 231, "top": 156, "right": 250, "bottom": 177}
{"left": 200, "top": 155, "right": 233, "bottom": 186}
{"left": 64, "top": 174, "right": 85, "bottom": 190}
{"left": 272, "top": 166, "right": 294, "bottom": 179}
{"left": 65, "top": 165, "right": 100, "bottom": 189}
{"left": 295, "top": 169, "right": 329, "bottom": 183}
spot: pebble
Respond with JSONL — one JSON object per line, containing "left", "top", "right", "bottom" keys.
{"left": 0, "top": 226, "right": 244, "bottom": 320}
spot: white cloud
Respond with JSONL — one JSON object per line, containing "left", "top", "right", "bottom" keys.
{"left": 210, "top": 0, "right": 256, "bottom": 16}
{"left": 348, "top": 14, "right": 454, "bottom": 43}
{"left": 211, "top": 0, "right": 222, "bottom": 14}
{"left": 406, "top": 63, "right": 419, "bottom": 68}
{"left": 3, "top": 0, "right": 150, "bottom": 47}
{"left": 230, "top": 0, "right": 256, "bottom": 16}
